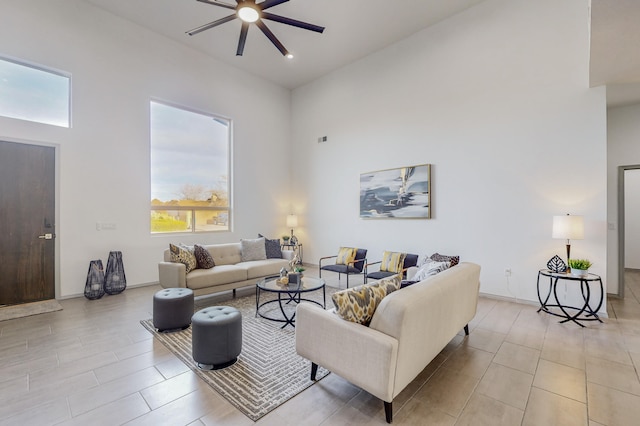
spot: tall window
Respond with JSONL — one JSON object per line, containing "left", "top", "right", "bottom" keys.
{"left": 0, "top": 56, "right": 70, "bottom": 127}
{"left": 150, "top": 100, "right": 231, "bottom": 233}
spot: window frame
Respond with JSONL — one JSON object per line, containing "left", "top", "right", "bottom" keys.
{"left": 149, "top": 99, "right": 233, "bottom": 235}
{"left": 0, "top": 54, "right": 72, "bottom": 128}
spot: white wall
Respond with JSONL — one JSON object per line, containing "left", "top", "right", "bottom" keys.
{"left": 625, "top": 171, "right": 640, "bottom": 269}
{"left": 608, "top": 103, "right": 640, "bottom": 286}
{"left": 0, "top": 0, "right": 292, "bottom": 298}
{"left": 291, "top": 0, "right": 607, "bottom": 307}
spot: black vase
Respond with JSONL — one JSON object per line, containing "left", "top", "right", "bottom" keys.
{"left": 104, "top": 251, "right": 127, "bottom": 295}
{"left": 84, "top": 260, "right": 105, "bottom": 300}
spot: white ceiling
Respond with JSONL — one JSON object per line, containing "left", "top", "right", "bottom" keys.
{"left": 84, "top": 0, "right": 485, "bottom": 89}
{"left": 85, "top": 0, "right": 640, "bottom": 107}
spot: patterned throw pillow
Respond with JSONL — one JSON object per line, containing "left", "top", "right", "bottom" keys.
{"left": 193, "top": 244, "right": 215, "bottom": 269}
{"left": 379, "top": 251, "right": 407, "bottom": 273}
{"left": 413, "top": 260, "right": 450, "bottom": 281}
{"left": 369, "top": 274, "right": 402, "bottom": 295}
{"left": 331, "top": 274, "right": 401, "bottom": 325}
{"left": 336, "top": 247, "right": 357, "bottom": 265}
{"left": 430, "top": 252, "right": 460, "bottom": 267}
{"left": 258, "top": 234, "right": 283, "bottom": 259}
{"left": 241, "top": 237, "right": 267, "bottom": 262}
{"left": 332, "top": 285, "right": 384, "bottom": 326}
{"left": 169, "top": 243, "right": 197, "bottom": 273}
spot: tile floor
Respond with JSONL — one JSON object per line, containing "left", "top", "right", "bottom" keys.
{"left": 1, "top": 268, "right": 640, "bottom": 425}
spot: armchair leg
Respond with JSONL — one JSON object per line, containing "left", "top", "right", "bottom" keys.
{"left": 464, "top": 324, "right": 469, "bottom": 335}
{"left": 384, "top": 401, "right": 393, "bottom": 423}
{"left": 311, "top": 362, "right": 318, "bottom": 381}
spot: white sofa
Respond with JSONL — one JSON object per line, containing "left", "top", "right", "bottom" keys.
{"left": 295, "top": 262, "right": 481, "bottom": 423}
{"left": 158, "top": 243, "right": 293, "bottom": 297}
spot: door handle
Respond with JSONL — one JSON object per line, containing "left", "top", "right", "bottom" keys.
{"left": 38, "top": 233, "right": 54, "bottom": 240}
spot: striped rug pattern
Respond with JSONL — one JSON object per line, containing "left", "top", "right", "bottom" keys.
{"left": 140, "top": 288, "right": 334, "bottom": 421}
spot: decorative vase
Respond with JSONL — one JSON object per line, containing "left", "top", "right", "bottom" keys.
{"left": 104, "top": 251, "right": 127, "bottom": 295}
{"left": 288, "top": 273, "right": 300, "bottom": 284}
{"left": 570, "top": 268, "right": 588, "bottom": 278}
{"left": 84, "top": 260, "right": 105, "bottom": 300}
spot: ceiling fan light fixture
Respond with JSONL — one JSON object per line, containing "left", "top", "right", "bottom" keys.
{"left": 237, "top": 5, "right": 260, "bottom": 23}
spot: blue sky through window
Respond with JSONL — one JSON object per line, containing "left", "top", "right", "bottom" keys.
{"left": 0, "top": 57, "right": 70, "bottom": 127}
{"left": 150, "top": 101, "right": 229, "bottom": 203}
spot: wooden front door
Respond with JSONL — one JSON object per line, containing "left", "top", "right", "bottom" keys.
{"left": 0, "top": 140, "right": 55, "bottom": 306}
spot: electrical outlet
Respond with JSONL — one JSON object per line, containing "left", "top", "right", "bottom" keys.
{"left": 504, "top": 268, "right": 512, "bottom": 277}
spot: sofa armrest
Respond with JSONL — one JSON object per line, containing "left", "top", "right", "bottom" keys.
{"left": 296, "top": 303, "right": 399, "bottom": 402}
{"left": 282, "top": 250, "right": 295, "bottom": 261}
{"left": 158, "top": 261, "right": 187, "bottom": 288}
{"left": 406, "top": 266, "right": 418, "bottom": 280}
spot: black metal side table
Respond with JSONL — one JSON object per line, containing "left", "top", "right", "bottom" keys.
{"left": 536, "top": 269, "right": 604, "bottom": 327}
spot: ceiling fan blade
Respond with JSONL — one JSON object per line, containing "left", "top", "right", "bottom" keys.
{"left": 258, "top": 0, "right": 289, "bottom": 10}
{"left": 187, "top": 14, "right": 237, "bottom": 36}
{"left": 236, "top": 22, "right": 249, "bottom": 56}
{"left": 196, "top": 0, "right": 237, "bottom": 10}
{"left": 261, "top": 12, "right": 325, "bottom": 33}
{"left": 255, "top": 20, "right": 290, "bottom": 56}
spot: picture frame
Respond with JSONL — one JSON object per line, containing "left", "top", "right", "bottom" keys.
{"left": 360, "top": 164, "right": 431, "bottom": 219}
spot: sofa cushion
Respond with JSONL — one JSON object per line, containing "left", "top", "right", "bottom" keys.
{"left": 259, "top": 234, "right": 283, "bottom": 259}
{"left": 336, "top": 247, "right": 357, "bottom": 265}
{"left": 430, "top": 252, "right": 460, "bottom": 267}
{"left": 241, "top": 238, "right": 267, "bottom": 262}
{"left": 169, "top": 243, "right": 197, "bottom": 273}
{"left": 194, "top": 244, "right": 215, "bottom": 269}
{"left": 186, "top": 265, "right": 247, "bottom": 290}
{"left": 236, "top": 258, "right": 290, "bottom": 279}
{"left": 332, "top": 275, "right": 400, "bottom": 326}
{"left": 380, "top": 251, "right": 407, "bottom": 273}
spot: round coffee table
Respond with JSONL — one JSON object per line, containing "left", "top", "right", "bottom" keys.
{"left": 255, "top": 275, "right": 326, "bottom": 328}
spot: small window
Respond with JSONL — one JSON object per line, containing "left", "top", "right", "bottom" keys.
{"left": 150, "top": 100, "right": 231, "bottom": 233}
{"left": 0, "top": 56, "right": 71, "bottom": 127}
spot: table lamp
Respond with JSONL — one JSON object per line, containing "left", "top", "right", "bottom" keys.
{"left": 286, "top": 214, "right": 298, "bottom": 244}
{"left": 552, "top": 214, "right": 584, "bottom": 269}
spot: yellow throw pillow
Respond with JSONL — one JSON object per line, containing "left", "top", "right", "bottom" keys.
{"left": 332, "top": 285, "right": 384, "bottom": 326}
{"left": 336, "top": 247, "right": 357, "bottom": 265}
{"left": 380, "top": 251, "right": 407, "bottom": 273}
{"left": 368, "top": 274, "right": 402, "bottom": 295}
{"left": 331, "top": 274, "right": 400, "bottom": 326}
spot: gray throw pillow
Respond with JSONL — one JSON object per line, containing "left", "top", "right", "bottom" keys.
{"left": 241, "top": 237, "right": 267, "bottom": 262}
{"left": 258, "top": 234, "right": 283, "bottom": 259}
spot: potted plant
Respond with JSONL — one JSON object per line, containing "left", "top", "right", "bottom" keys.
{"left": 282, "top": 235, "right": 290, "bottom": 243}
{"left": 568, "top": 259, "right": 592, "bottom": 277}
{"left": 289, "top": 267, "right": 305, "bottom": 284}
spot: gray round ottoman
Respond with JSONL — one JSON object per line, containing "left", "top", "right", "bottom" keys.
{"left": 192, "top": 306, "right": 242, "bottom": 370}
{"left": 153, "top": 288, "right": 194, "bottom": 332}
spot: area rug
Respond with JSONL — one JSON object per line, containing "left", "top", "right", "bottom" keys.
{"left": 0, "top": 299, "right": 63, "bottom": 322}
{"left": 140, "top": 288, "right": 336, "bottom": 421}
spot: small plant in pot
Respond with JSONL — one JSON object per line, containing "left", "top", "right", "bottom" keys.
{"left": 568, "top": 259, "right": 592, "bottom": 277}
{"left": 282, "top": 235, "right": 290, "bottom": 243}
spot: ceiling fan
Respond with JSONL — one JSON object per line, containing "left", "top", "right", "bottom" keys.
{"left": 187, "top": 0, "right": 325, "bottom": 58}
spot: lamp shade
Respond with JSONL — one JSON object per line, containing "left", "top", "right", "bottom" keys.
{"left": 552, "top": 215, "right": 584, "bottom": 240}
{"left": 286, "top": 214, "right": 298, "bottom": 228}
